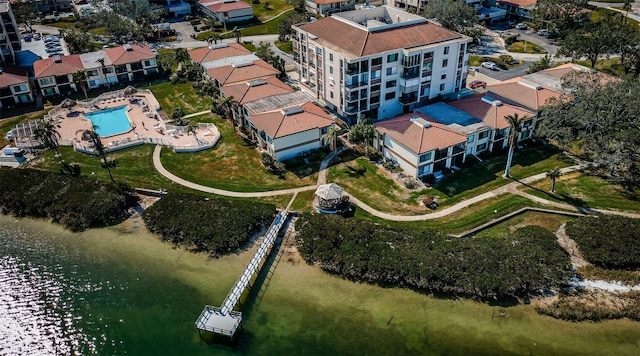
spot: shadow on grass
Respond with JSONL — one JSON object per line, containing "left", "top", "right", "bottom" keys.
{"left": 346, "top": 165, "right": 366, "bottom": 178}
{"left": 515, "top": 178, "right": 589, "bottom": 208}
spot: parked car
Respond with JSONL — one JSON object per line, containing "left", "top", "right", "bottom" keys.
{"left": 468, "top": 80, "right": 487, "bottom": 89}
{"left": 481, "top": 61, "right": 498, "bottom": 70}
{"left": 515, "top": 23, "right": 528, "bottom": 30}
{"left": 537, "top": 29, "right": 549, "bottom": 36}
{"left": 544, "top": 31, "right": 559, "bottom": 39}
{"left": 46, "top": 46, "right": 63, "bottom": 53}
{"left": 24, "top": 35, "right": 31, "bottom": 42}
{"left": 469, "top": 66, "right": 480, "bottom": 73}
{"left": 33, "top": 33, "right": 41, "bottom": 40}
{"left": 508, "top": 21, "right": 517, "bottom": 28}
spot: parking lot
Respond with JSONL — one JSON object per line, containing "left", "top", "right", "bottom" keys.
{"left": 20, "top": 33, "right": 69, "bottom": 59}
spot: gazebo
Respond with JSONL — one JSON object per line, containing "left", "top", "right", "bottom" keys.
{"left": 315, "top": 183, "right": 348, "bottom": 212}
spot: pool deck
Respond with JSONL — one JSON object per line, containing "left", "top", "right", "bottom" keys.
{"left": 51, "top": 90, "right": 220, "bottom": 152}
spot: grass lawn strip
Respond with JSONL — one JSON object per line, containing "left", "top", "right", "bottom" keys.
{"left": 506, "top": 41, "right": 547, "bottom": 54}
{"left": 149, "top": 81, "right": 213, "bottom": 115}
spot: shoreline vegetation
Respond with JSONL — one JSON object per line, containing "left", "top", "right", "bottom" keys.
{"left": 0, "top": 167, "right": 138, "bottom": 231}
{"left": 142, "top": 192, "right": 275, "bottom": 256}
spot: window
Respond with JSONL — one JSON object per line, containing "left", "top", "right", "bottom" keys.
{"left": 386, "top": 66, "right": 397, "bottom": 75}
{"left": 371, "top": 84, "right": 381, "bottom": 92}
{"left": 89, "top": 79, "right": 100, "bottom": 87}
{"left": 329, "top": 53, "right": 333, "bottom": 61}
{"left": 370, "top": 95, "right": 380, "bottom": 104}
{"left": 329, "top": 66, "right": 333, "bottom": 74}
{"left": 385, "top": 92, "right": 396, "bottom": 100}
{"left": 444, "top": 46, "right": 449, "bottom": 55}
{"left": 321, "top": 127, "right": 328, "bottom": 134}
{"left": 12, "top": 84, "right": 27, "bottom": 92}
{"left": 330, "top": 92, "right": 334, "bottom": 99}
{"left": 419, "top": 152, "right": 432, "bottom": 162}
{"left": 442, "top": 59, "right": 448, "bottom": 67}
{"left": 476, "top": 142, "right": 488, "bottom": 152}
{"left": 439, "top": 83, "right": 445, "bottom": 91}
{"left": 87, "top": 70, "right": 98, "bottom": 76}
{"left": 317, "top": 47, "right": 322, "bottom": 54}
{"left": 371, "top": 70, "right": 381, "bottom": 79}
{"left": 441, "top": 73, "right": 446, "bottom": 80}
{"left": 468, "top": 134, "right": 475, "bottom": 143}
{"left": 372, "top": 57, "right": 382, "bottom": 65}
{"left": 419, "top": 165, "right": 431, "bottom": 176}
{"left": 386, "top": 80, "right": 397, "bottom": 88}
{"left": 39, "top": 77, "right": 54, "bottom": 86}
{"left": 102, "top": 67, "right": 114, "bottom": 74}
{"left": 387, "top": 53, "right": 398, "bottom": 62}
{"left": 479, "top": 130, "right": 489, "bottom": 139}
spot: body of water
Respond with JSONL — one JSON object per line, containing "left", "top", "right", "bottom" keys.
{"left": 1, "top": 214, "right": 639, "bottom": 355}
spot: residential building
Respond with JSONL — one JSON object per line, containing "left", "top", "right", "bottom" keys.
{"left": 188, "top": 43, "right": 259, "bottom": 72}
{"left": 33, "top": 44, "right": 158, "bottom": 96}
{"left": 0, "top": 67, "right": 33, "bottom": 109}
{"left": 374, "top": 112, "right": 467, "bottom": 178}
{"left": 496, "top": 0, "right": 536, "bottom": 21}
{"left": 389, "top": 0, "right": 506, "bottom": 23}
{"left": 305, "top": 0, "right": 356, "bottom": 16}
{"left": 206, "top": 59, "right": 279, "bottom": 87}
{"left": 36, "top": 0, "right": 72, "bottom": 14}
{"left": 0, "top": 0, "right": 20, "bottom": 65}
{"left": 247, "top": 102, "right": 337, "bottom": 161}
{"left": 197, "top": 0, "right": 254, "bottom": 25}
{"left": 292, "top": 6, "right": 472, "bottom": 123}
{"left": 156, "top": 0, "right": 192, "bottom": 17}
{"left": 220, "top": 77, "right": 294, "bottom": 126}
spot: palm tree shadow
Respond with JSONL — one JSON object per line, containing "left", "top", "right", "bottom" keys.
{"left": 514, "top": 178, "right": 588, "bottom": 207}
{"left": 346, "top": 165, "right": 366, "bottom": 178}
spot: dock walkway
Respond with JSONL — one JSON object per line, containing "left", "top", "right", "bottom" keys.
{"left": 195, "top": 210, "right": 289, "bottom": 338}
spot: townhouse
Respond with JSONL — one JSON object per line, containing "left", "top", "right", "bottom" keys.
{"left": 497, "top": 0, "right": 536, "bottom": 21}
{"left": 206, "top": 59, "right": 279, "bottom": 87}
{"left": 189, "top": 42, "right": 259, "bottom": 72}
{"left": 388, "top": 0, "right": 506, "bottom": 23}
{"left": 0, "top": 0, "right": 20, "bottom": 66}
{"left": 292, "top": 6, "right": 472, "bottom": 123}
{"left": 0, "top": 67, "right": 33, "bottom": 110}
{"left": 197, "top": 0, "right": 254, "bottom": 24}
{"left": 220, "top": 77, "right": 294, "bottom": 127}
{"left": 305, "top": 0, "right": 356, "bottom": 16}
{"left": 33, "top": 44, "right": 158, "bottom": 96}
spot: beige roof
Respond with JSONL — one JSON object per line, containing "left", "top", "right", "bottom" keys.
{"left": 221, "top": 77, "right": 293, "bottom": 105}
{"left": 497, "top": 0, "right": 537, "bottom": 7}
{"left": 448, "top": 94, "right": 536, "bottom": 130}
{"left": 313, "top": 0, "right": 349, "bottom": 4}
{"left": 188, "top": 43, "right": 251, "bottom": 64}
{"left": 487, "top": 78, "right": 563, "bottom": 111}
{"left": 206, "top": 60, "right": 279, "bottom": 86}
{"left": 375, "top": 112, "right": 467, "bottom": 154}
{"left": 0, "top": 68, "right": 29, "bottom": 88}
{"left": 297, "top": 17, "right": 464, "bottom": 57}
{"left": 105, "top": 44, "right": 155, "bottom": 65}
{"left": 249, "top": 102, "right": 335, "bottom": 138}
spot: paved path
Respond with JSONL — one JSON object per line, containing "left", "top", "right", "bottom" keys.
{"left": 183, "top": 110, "right": 211, "bottom": 119}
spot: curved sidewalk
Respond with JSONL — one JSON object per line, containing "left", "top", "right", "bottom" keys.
{"left": 153, "top": 145, "right": 640, "bottom": 220}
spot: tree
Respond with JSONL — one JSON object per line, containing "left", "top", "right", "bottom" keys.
{"left": 288, "top": 0, "right": 306, "bottom": 13}
{"left": 526, "top": 55, "right": 552, "bottom": 74}
{"left": 174, "top": 48, "right": 190, "bottom": 64}
{"left": 278, "top": 11, "right": 306, "bottom": 42}
{"left": 83, "top": 130, "right": 115, "bottom": 183}
{"left": 206, "top": 34, "right": 222, "bottom": 45}
{"left": 61, "top": 29, "right": 91, "bottom": 54}
{"left": 504, "top": 114, "right": 528, "bottom": 177}
{"left": 33, "top": 118, "right": 63, "bottom": 164}
{"left": 186, "top": 122, "right": 199, "bottom": 143}
{"left": 557, "top": 17, "right": 614, "bottom": 68}
{"left": 423, "top": 0, "right": 482, "bottom": 41}
{"left": 232, "top": 27, "right": 242, "bottom": 43}
{"left": 532, "top": 0, "right": 590, "bottom": 35}
{"left": 72, "top": 70, "right": 89, "bottom": 99}
{"left": 322, "top": 125, "right": 340, "bottom": 154}
{"left": 171, "top": 108, "right": 186, "bottom": 126}
{"left": 546, "top": 168, "right": 562, "bottom": 192}
{"left": 255, "top": 42, "right": 287, "bottom": 79}
{"left": 538, "top": 73, "right": 640, "bottom": 188}
{"left": 348, "top": 120, "right": 376, "bottom": 157}
{"left": 11, "top": 0, "right": 37, "bottom": 33}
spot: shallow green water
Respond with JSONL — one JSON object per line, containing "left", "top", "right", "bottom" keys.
{"left": 1, "top": 214, "right": 639, "bottom": 355}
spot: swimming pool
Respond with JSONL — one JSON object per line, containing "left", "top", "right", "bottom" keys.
{"left": 84, "top": 105, "right": 133, "bottom": 137}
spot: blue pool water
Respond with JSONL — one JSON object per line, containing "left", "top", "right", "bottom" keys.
{"left": 85, "top": 105, "right": 132, "bottom": 137}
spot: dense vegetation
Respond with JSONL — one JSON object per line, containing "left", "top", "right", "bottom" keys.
{"left": 566, "top": 216, "right": 640, "bottom": 269}
{"left": 536, "top": 290, "right": 640, "bottom": 322}
{"left": 295, "top": 214, "right": 571, "bottom": 299}
{"left": 143, "top": 193, "right": 275, "bottom": 256}
{"left": 0, "top": 168, "right": 137, "bottom": 231}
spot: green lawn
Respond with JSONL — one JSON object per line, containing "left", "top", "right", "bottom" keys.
{"left": 275, "top": 40, "right": 293, "bottom": 54}
{"left": 520, "top": 171, "right": 640, "bottom": 212}
{"left": 160, "top": 114, "right": 319, "bottom": 192}
{"left": 575, "top": 58, "right": 625, "bottom": 77}
{"left": 506, "top": 41, "right": 547, "bottom": 54}
{"left": 251, "top": 1, "right": 292, "bottom": 21}
{"left": 473, "top": 211, "right": 573, "bottom": 238}
{"left": 149, "top": 82, "right": 213, "bottom": 115}
{"left": 327, "top": 144, "right": 574, "bottom": 214}
{"left": 242, "top": 42, "right": 258, "bottom": 52}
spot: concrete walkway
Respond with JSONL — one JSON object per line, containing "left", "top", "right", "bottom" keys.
{"left": 183, "top": 110, "right": 211, "bottom": 119}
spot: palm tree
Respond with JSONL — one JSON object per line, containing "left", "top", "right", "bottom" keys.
{"left": 186, "top": 122, "right": 199, "bottom": 143}
{"left": 72, "top": 70, "right": 88, "bottom": 99}
{"left": 232, "top": 26, "right": 241, "bottom": 43}
{"left": 546, "top": 168, "right": 562, "bottom": 193}
{"left": 503, "top": 113, "right": 528, "bottom": 178}
{"left": 33, "top": 117, "right": 63, "bottom": 164}
{"left": 171, "top": 108, "right": 185, "bottom": 126}
{"left": 83, "top": 130, "right": 115, "bottom": 183}
{"left": 362, "top": 122, "right": 376, "bottom": 158}
{"left": 322, "top": 125, "right": 340, "bottom": 154}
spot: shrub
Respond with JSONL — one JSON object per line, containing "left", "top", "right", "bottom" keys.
{"left": 143, "top": 193, "right": 275, "bottom": 256}
{"left": 0, "top": 168, "right": 137, "bottom": 231}
{"left": 295, "top": 215, "right": 571, "bottom": 299}
{"left": 498, "top": 54, "right": 514, "bottom": 64}
{"left": 283, "top": 156, "right": 305, "bottom": 169}
{"left": 566, "top": 216, "right": 640, "bottom": 269}
{"left": 403, "top": 178, "right": 416, "bottom": 189}
{"left": 505, "top": 35, "right": 519, "bottom": 46}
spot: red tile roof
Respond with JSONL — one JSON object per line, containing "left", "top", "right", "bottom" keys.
{"left": 249, "top": 102, "right": 335, "bottom": 138}
{"left": 487, "top": 77, "right": 563, "bottom": 111}
{"left": 0, "top": 67, "right": 29, "bottom": 88}
{"left": 313, "top": 0, "right": 349, "bottom": 4}
{"left": 297, "top": 17, "right": 465, "bottom": 57}
{"left": 206, "top": 59, "right": 279, "bottom": 86}
{"left": 448, "top": 94, "right": 536, "bottom": 130}
{"left": 198, "top": 0, "right": 252, "bottom": 12}
{"left": 34, "top": 55, "right": 84, "bottom": 78}
{"left": 188, "top": 43, "right": 251, "bottom": 64}
{"left": 497, "top": 0, "right": 537, "bottom": 7}
{"left": 221, "top": 77, "right": 293, "bottom": 105}
{"left": 105, "top": 44, "right": 155, "bottom": 66}
{"left": 375, "top": 112, "right": 467, "bottom": 154}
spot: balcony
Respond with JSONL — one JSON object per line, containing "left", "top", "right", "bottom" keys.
{"left": 345, "top": 80, "right": 367, "bottom": 89}
{"left": 401, "top": 69, "right": 420, "bottom": 80}
{"left": 399, "top": 92, "right": 418, "bottom": 105}
{"left": 345, "top": 104, "right": 359, "bottom": 114}
{"left": 346, "top": 94, "right": 359, "bottom": 102}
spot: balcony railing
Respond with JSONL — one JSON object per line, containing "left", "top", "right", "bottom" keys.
{"left": 399, "top": 92, "right": 418, "bottom": 104}
{"left": 345, "top": 81, "right": 367, "bottom": 89}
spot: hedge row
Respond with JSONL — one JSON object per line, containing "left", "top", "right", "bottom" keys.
{"left": 0, "top": 167, "right": 138, "bottom": 231}
{"left": 295, "top": 214, "right": 571, "bottom": 299}
{"left": 142, "top": 193, "right": 275, "bottom": 256}
{"left": 536, "top": 291, "right": 640, "bottom": 322}
{"left": 566, "top": 216, "right": 640, "bottom": 269}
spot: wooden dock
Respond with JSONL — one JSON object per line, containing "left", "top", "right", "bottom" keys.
{"left": 195, "top": 210, "right": 289, "bottom": 339}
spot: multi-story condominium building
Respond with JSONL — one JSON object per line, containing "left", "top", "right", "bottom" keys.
{"left": 305, "top": 0, "right": 356, "bottom": 16}
{"left": 33, "top": 44, "right": 158, "bottom": 96}
{"left": 0, "top": 67, "right": 33, "bottom": 110}
{"left": 497, "top": 0, "right": 536, "bottom": 21}
{"left": 0, "top": 1, "right": 20, "bottom": 66}
{"left": 36, "top": 0, "right": 72, "bottom": 14}
{"left": 292, "top": 6, "right": 472, "bottom": 123}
